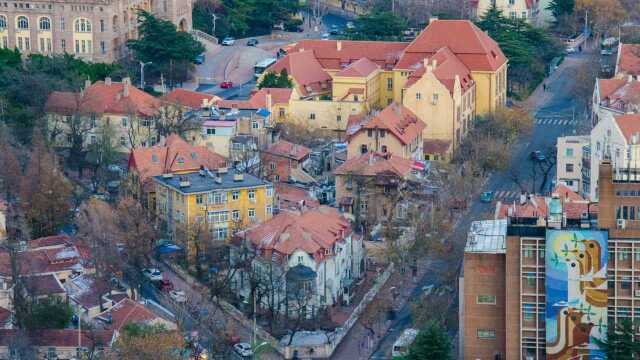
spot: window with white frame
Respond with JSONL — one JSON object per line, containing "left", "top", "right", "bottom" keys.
{"left": 216, "top": 227, "right": 228, "bottom": 240}
{"left": 232, "top": 191, "right": 239, "bottom": 201}
{"left": 39, "top": 17, "right": 51, "bottom": 31}
{"left": 248, "top": 190, "right": 256, "bottom": 201}
{"left": 208, "top": 191, "right": 227, "bottom": 204}
{"left": 248, "top": 208, "right": 256, "bottom": 219}
{"left": 74, "top": 17, "right": 92, "bottom": 32}
{"left": 232, "top": 210, "right": 240, "bottom": 221}
{"left": 266, "top": 205, "right": 272, "bottom": 215}
{"left": 266, "top": 186, "right": 273, "bottom": 197}
{"left": 17, "top": 16, "right": 29, "bottom": 29}
{"left": 207, "top": 210, "right": 228, "bottom": 223}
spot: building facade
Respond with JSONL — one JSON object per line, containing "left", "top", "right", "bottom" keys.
{"left": 460, "top": 161, "right": 640, "bottom": 359}
{"left": 556, "top": 135, "right": 589, "bottom": 195}
{"left": 0, "top": 0, "right": 192, "bottom": 63}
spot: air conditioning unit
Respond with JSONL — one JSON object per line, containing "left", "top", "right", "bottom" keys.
{"left": 617, "top": 218, "right": 626, "bottom": 229}
{"left": 635, "top": 290, "right": 640, "bottom": 297}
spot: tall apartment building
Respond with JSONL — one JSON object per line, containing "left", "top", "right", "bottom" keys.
{"left": 556, "top": 135, "right": 589, "bottom": 196}
{"left": 0, "top": 0, "right": 192, "bottom": 62}
{"left": 460, "top": 161, "right": 640, "bottom": 359}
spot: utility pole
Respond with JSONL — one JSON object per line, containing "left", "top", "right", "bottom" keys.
{"left": 211, "top": 13, "right": 218, "bottom": 35}
{"left": 139, "top": 61, "right": 152, "bottom": 89}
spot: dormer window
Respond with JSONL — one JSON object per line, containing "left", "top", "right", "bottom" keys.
{"left": 177, "top": 157, "right": 184, "bottom": 165}
{"left": 324, "top": 248, "right": 331, "bottom": 255}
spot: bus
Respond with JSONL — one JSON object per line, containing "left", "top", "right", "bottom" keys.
{"left": 254, "top": 58, "right": 277, "bottom": 78}
{"left": 391, "top": 328, "right": 419, "bottom": 358}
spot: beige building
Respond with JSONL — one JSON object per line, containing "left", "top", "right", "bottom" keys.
{"left": 556, "top": 135, "right": 589, "bottom": 196}
{"left": 0, "top": 0, "right": 192, "bottom": 63}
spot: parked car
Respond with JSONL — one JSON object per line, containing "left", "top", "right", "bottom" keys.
{"left": 346, "top": 21, "right": 355, "bottom": 29}
{"left": 221, "top": 37, "right": 235, "bottom": 46}
{"left": 321, "top": 33, "right": 330, "bottom": 40}
{"left": 246, "top": 38, "right": 259, "bottom": 46}
{"left": 194, "top": 53, "right": 205, "bottom": 64}
{"left": 601, "top": 48, "right": 613, "bottom": 56}
{"left": 530, "top": 150, "right": 546, "bottom": 162}
{"left": 142, "top": 268, "right": 163, "bottom": 281}
{"left": 233, "top": 343, "right": 253, "bottom": 357}
{"left": 155, "top": 279, "right": 173, "bottom": 292}
{"left": 169, "top": 290, "right": 187, "bottom": 303}
{"left": 220, "top": 81, "right": 233, "bottom": 89}
{"left": 480, "top": 191, "right": 494, "bottom": 203}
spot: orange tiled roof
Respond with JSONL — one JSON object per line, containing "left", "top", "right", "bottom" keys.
{"left": 285, "top": 39, "right": 408, "bottom": 70}
{"left": 396, "top": 20, "right": 507, "bottom": 72}
{"left": 98, "top": 298, "right": 161, "bottom": 331}
{"left": 24, "top": 274, "right": 65, "bottom": 297}
{"left": 405, "top": 46, "right": 474, "bottom": 94}
{"left": 617, "top": 44, "right": 640, "bottom": 76}
{"left": 497, "top": 195, "right": 549, "bottom": 219}
{"left": 423, "top": 139, "right": 452, "bottom": 154}
{"left": 28, "top": 235, "right": 73, "bottom": 250}
{"left": 614, "top": 114, "right": 640, "bottom": 143}
{"left": 275, "top": 183, "right": 320, "bottom": 211}
{"left": 334, "top": 152, "right": 414, "bottom": 177}
{"left": 268, "top": 51, "right": 332, "bottom": 96}
{"left": 335, "top": 57, "right": 380, "bottom": 77}
{"left": 263, "top": 140, "right": 311, "bottom": 161}
{"left": 355, "top": 103, "right": 425, "bottom": 146}
{"left": 598, "top": 78, "right": 627, "bottom": 99}
{"left": 45, "top": 80, "right": 161, "bottom": 117}
{"left": 128, "top": 134, "right": 226, "bottom": 185}
{"left": 243, "top": 206, "right": 351, "bottom": 262}
{"left": 598, "top": 78, "right": 640, "bottom": 109}
{"left": 162, "top": 88, "right": 218, "bottom": 109}
{"left": 0, "top": 329, "right": 114, "bottom": 347}
{"left": 553, "top": 183, "right": 585, "bottom": 202}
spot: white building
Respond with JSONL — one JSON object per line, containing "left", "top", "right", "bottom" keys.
{"left": 556, "top": 135, "right": 589, "bottom": 195}
{"left": 232, "top": 206, "right": 365, "bottom": 318}
{"left": 472, "top": 0, "right": 552, "bottom": 26}
{"left": 590, "top": 113, "right": 640, "bottom": 200}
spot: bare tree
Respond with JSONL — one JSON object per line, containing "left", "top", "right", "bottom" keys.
{"left": 155, "top": 101, "right": 202, "bottom": 139}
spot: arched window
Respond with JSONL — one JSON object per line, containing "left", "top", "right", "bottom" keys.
{"left": 17, "top": 16, "right": 29, "bottom": 29}
{"left": 39, "top": 17, "right": 51, "bottom": 31}
{"left": 74, "top": 18, "right": 92, "bottom": 32}
{"left": 0, "top": 15, "right": 6, "bottom": 29}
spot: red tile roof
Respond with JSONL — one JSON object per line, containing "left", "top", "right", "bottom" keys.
{"left": 162, "top": 88, "right": 218, "bottom": 109}
{"left": 405, "top": 46, "right": 474, "bottom": 94}
{"left": 268, "top": 51, "right": 332, "bottom": 96}
{"left": 553, "top": 183, "right": 585, "bottom": 202}
{"left": 614, "top": 114, "right": 640, "bottom": 143}
{"left": 598, "top": 78, "right": 627, "bottom": 99}
{"left": 423, "top": 139, "right": 452, "bottom": 154}
{"left": 0, "top": 329, "right": 114, "bottom": 348}
{"left": 617, "top": 44, "right": 640, "bottom": 77}
{"left": 335, "top": 57, "right": 380, "bottom": 77}
{"left": 128, "top": 134, "right": 226, "bottom": 185}
{"left": 597, "top": 78, "right": 640, "bottom": 110}
{"left": 355, "top": 103, "right": 425, "bottom": 146}
{"left": 263, "top": 140, "right": 311, "bottom": 161}
{"left": 396, "top": 20, "right": 507, "bottom": 72}
{"left": 28, "top": 235, "right": 72, "bottom": 250}
{"left": 23, "top": 274, "right": 65, "bottom": 297}
{"left": 16, "top": 245, "right": 88, "bottom": 276}
{"left": 45, "top": 80, "right": 161, "bottom": 117}
{"left": 100, "top": 298, "right": 162, "bottom": 331}
{"left": 286, "top": 40, "right": 408, "bottom": 70}
{"left": 497, "top": 195, "right": 549, "bottom": 219}
{"left": 339, "top": 87, "right": 365, "bottom": 101}
{"left": 275, "top": 183, "right": 320, "bottom": 211}
{"left": 334, "top": 152, "right": 414, "bottom": 177}
{"left": 243, "top": 206, "right": 351, "bottom": 262}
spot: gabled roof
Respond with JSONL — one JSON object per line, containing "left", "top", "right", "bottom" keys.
{"left": 614, "top": 114, "right": 640, "bottom": 143}
{"left": 28, "top": 235, "right": 73, "bottom": 250}
{"left": 617, "top": 44, "right": 640, "bottom": 77}
{"left": 268, "top": 51, "right": 332, "bottom": 96}
{"left": 598, "top": 78, "right": 627, "bottom": 99}
{"left": 597, "top": 78, "right": 640, "bottom": 109}
{"left": 405, "top": 46, "right": 474, "bottom": 93}
{"left": 275, "top": 183, "right": 320, "bottom": 211}
{"left": 285, "top": 39, "right": 408, "bottom": 70}
{"left": 128, "top": 134, "right": 226, "bottom": 185}
{"left": 0, "top": 329, "right": 114, "bottom": 347}
{"left": 335, "top": 57, "right": 380, "bottom": 77}
{"left": 23, "top": 274, "right": 65, "bottom": 297}
{"left": 263, "top": 140, "right": 311, "bottom": 161}
{"left": 334, "top": 152, "right": 414, "bottom": 177}
{"left": 553, "top": 183, "right": 585, "bottom": 202}
{"left": 242, "top": 206, "right": 351, "bottom": 262}
{"left": 396, "top": 20, "right": 507, "bottom": 71}
{"left": 497, "top": 195, "right": 549, "bottom": 219}
{"left": 423, "top": 139, "right": 452, "bottom": 154}
{"left": 45, "top": 80, "right": 161, "bottom": 117}
{"left": 162, "top": 88, "right": 218, "bottom": 109}
{"left": 356, "top": 103, "right": 425, "bottom": 146}
{"left": 99, "top": 298, "right": 165, "bottom": 331}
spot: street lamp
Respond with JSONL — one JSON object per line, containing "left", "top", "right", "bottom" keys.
{"left": 211, "top": 13, "right": 218, "bottom": 35}
{"left": 139, "top": 61, "right": 152, "bottom": 89}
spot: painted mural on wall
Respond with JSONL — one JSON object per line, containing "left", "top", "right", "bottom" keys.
{"left": 545, "top": 229, "right": 607, "bottom": 359}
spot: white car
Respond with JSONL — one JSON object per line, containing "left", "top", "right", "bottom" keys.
{"left": 233, "top": 342, "right": 253, "bottom": 357}
{"left": 142, "top": 268, "right": 163, "bottom": 282}
{"left": 221, "top": 37, "right": 235, "bottom": 46}
{"left": 321, "top": 33, "right": 330, "bottom": 40}
{"left": 169, "top": 290, "right": 186, "bottom": 303}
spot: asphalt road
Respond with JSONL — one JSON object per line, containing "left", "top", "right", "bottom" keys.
{"left": 368, "top": 51, "right": 593, "bottom": 359}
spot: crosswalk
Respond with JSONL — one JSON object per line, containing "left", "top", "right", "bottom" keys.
{"left": 534, "top": 117, "right": 577, "bottom": 126}
{"left": 494, "top": 190, "right": 521, "bottom": 201}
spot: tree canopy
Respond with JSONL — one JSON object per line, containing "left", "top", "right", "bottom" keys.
{"left": 594, "top": 318, "right": 640, "bottom": 359}
{"left": 476, "top": 5, "right": 563, "bottom": 96}
{"left": 23, "top": 297, "right": 73, "bottom": 330}
{"left": 406, "top": 322, "right": 452, "bottom": 360}
{"left": 193, "top": 0, "right": 301, "bottom": 38}
{"left": 258, "top": 69, "right": 293, "bottom": 89}
{"left": 346, "top": 11, "right": 408, "bottom": 41}
{"left": 547, "top": 0, "right": 575, "bottom": 18}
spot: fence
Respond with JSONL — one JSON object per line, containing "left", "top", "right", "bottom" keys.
{"left": 190, "top": 29, "right": 218, "bottom": 45}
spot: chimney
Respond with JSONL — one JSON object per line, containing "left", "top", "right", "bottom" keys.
{"left": 337, "top": 41, "right": 342, "bottom": 51}
{"left": 519, "top": 192, "right": 526, "bottom": 205}
{"left": 105, "top": 77, "right": 112, "bottom": 86}
{"left": 123, "top": 77, "right": 131, "bottom": 97}
{"left": 429, "top": 16, "right": 439, "bottom": 24}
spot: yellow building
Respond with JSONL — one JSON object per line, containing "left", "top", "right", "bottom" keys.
{"left": 153, "top": 169, "right": 273, "bottom": 255}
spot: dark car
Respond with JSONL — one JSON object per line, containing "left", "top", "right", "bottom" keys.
{"left": 246, "top": 38, "right": 259, "bottom": 46}
{"left": 194, "top": 53, "right": 205, "bottom": 64}
{"left": 155, "top": 279, "right": 173, "bottom": 292}
{"left": 530, "top": 150, "right": 546, "bottom": 162}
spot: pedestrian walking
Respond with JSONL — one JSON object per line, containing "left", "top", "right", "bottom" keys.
{"left": 543, "top": 83, "right": 546, "bottom": 92}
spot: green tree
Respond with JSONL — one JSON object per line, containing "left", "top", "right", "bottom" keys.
{"left": 347, "top": 11, "right": 407, "bottom": 41}
{"left": 258, "top": 69, "right": 292, "bottom": 89}
{"left": 113, "top": 323, "right": 185, "bottom": 360}
{"left": 127, "top": 10, "right": 205, "bottom": 88}
{"left": 24, "top": 297, "right": 73, "bottom": 330}
{"left": 547, "top": 0, "right": 575, "bottom": 18}
{"left": 594, "top": 318, "right": 640, "bottom": 359}
{"left": 406, "top": 322, "right": 452, "bottom": 360}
